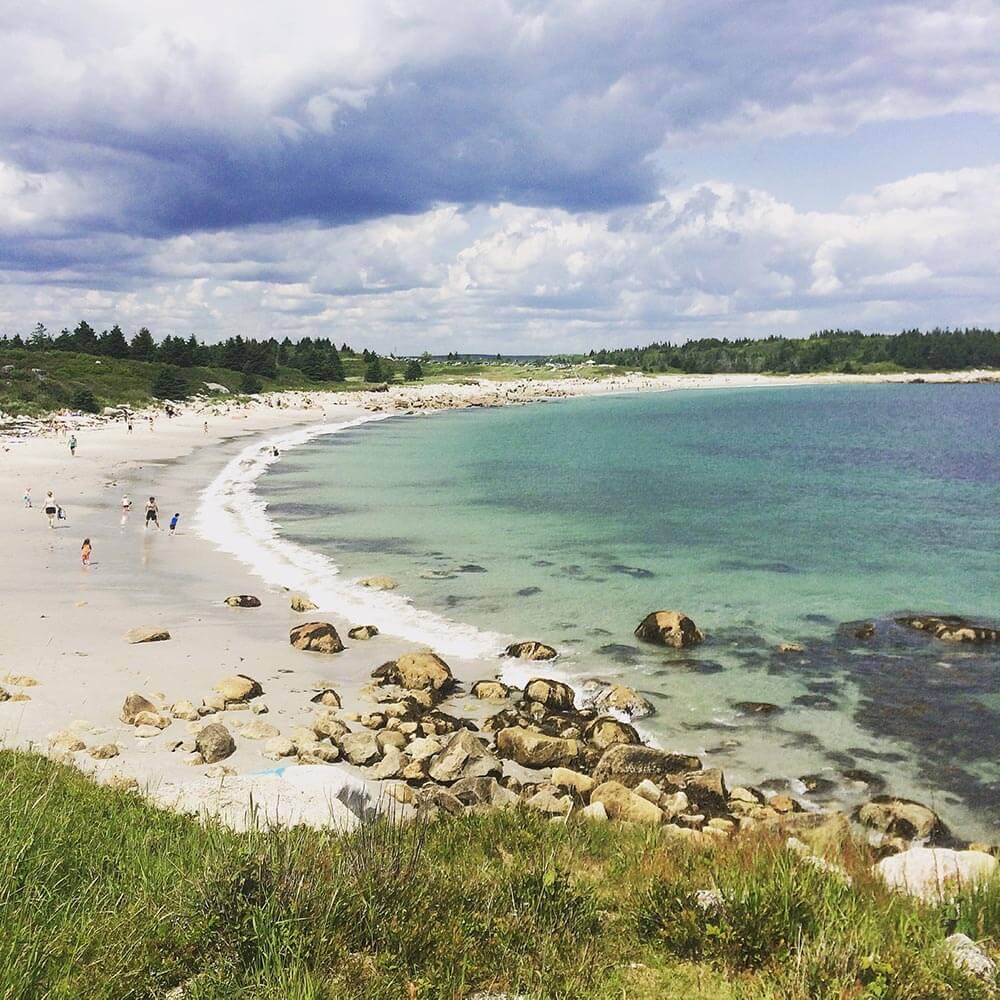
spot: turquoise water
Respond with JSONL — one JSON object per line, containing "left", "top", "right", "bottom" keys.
{"left": 260, "top": 384, "right": 999, "bottom": 836}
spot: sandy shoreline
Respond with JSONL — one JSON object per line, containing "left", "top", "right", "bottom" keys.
{"left": 0, "top": 368, "right": 994, "bottom": 830}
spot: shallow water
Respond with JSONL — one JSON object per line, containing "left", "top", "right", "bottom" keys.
{"left": 258, "top": 383, "right": 1000, "bottom": 837}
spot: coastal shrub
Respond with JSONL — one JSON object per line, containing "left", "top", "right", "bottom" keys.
{"left": 240, "top": 371, "right": 264, "bottom": 394}
{"left": 69, "top": 386, "right": 100, "bottom": 412}
{"left": 152, "top": 364, "right": 191, "bottom": 399}
{"left": 404, "top": 358, "right": 423, "bottom": 380}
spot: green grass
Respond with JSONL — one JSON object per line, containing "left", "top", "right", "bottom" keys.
{"left": 0, "top": 349, "right": 629, "bottom": 417}
{"left": 0, "top": 750, "right": 996, "bottom": 999}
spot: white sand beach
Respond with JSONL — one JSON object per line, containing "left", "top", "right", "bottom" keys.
{"left": 0, "top": 369, "right": 993, "bottom": 830}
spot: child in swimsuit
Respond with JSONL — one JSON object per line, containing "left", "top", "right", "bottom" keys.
{"left": 81, "top": 538, "right": 92, "bottom": 565}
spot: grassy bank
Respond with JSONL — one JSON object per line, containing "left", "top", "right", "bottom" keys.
{"left": 0, "top": 348, "right": 619, "bottom": 417}
{"left": 0, "top": 751, "right": 995, "bottom": 999}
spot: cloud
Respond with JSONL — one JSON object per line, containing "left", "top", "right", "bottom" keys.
{"left": 3, "top": 0, "right": 1000, "bottom": 242}
{"left": 2, "top": 165, "right": 997, "bottom": 351}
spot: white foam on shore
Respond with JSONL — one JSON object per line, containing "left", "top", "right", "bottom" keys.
{"left": 194, "top": 413, "right": 509, "bottom": 660}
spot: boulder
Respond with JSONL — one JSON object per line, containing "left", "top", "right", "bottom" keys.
{"left": 312, "top": 713, "right": 351, "bottom": 741}
{"left": 224, "top": 595, "right": 261, "bottom": 608}
{"left": 583, "top": 716, "right": 641, "bottom": 751}
{"left": 340, "top": 731, "right": 382, "bottom": 766}
{"left": 120, "top": 692, "right": 157, "bottom": 725}
{"left": 357, "top": 576, "right": 398, "bottom": 591}
{"left": 347, "top": 625, "right": 379, "bottom": 640}
{"left": 857, "top": 796, "right": 948, "bottom": 842}
{"left": 944, "top": 933, "right": 997, "bottom": 981}
{"left": 581, "top": 801, "right": 609, "bottom": 822}
{"left": 419, "top": 710, "right": 474, "bottom": 737}
{"left": 404, "top": 737, "right": 443, "bottom": 761}
{"left": 876, "top": 847, "right": 997, "bottom": 903}
{"left": 505, "top": 641, "right": 558, "bottom": 661}
{"left": 233, "top": 719, "right": 279, "bottom": 740}
{"left": 591, "top": 781, "right": 663, "bottom": 825}
{"left": 195, "top": 723, "right": 236, "bottom": 763}
{"left": 471, "top": 680, "right": 511, "bottom": 701}
{"left": 262, "top": 736, "right": 297, "bottom": 759}
{"left": 88, "top": 743, "right": 120, "bottom": 760}
{"left": 495, "top": 728, "right": 583, "bottom": 768}
{"left": 634, "top": 611, "right": 703, "bottom": 648}
{"left": 371, "top": 746, "right": 405, "bottom": 780}
{"left": 290, "top": 594, "right": 318, "bottom": 612}
{"left": 310, "top": 688, "right": 342, "bottom": 708}
{"left": 590, "top": 683, "right": 655, "bottom": 719}
{"left": 427, "top": 730, "right": 502, "bottom": 783}
{"left": 526, "top": 787, "right": 573, "bottom": 816}
{"left": 413, "top": 785, "right": 464, "bottom": 818}
{"left": 124, "top": 627, "right": 171, "bottom": 644}
{"left": 896, "top": 614, "right": 999, "bottom": 644}
{"left": 133, "top": 710, "right": 171, "bottom": 730}
{"left": 377, "top": 730, "right": 408, "bottom": 753}
{"left": 213, "top": 674, "right": 263, "bottom": 702}
{"left": 171, "top": 699, "right": 200, "bottom": 721}
{"left": 551, "top": 767, "right": 596, "bottom": 797}
{"left": 592, "top": 744, "right": 701, "bottom": 788}
{"left": 373, "top": 652, "right": 454, "bottom": 692}
{"left": 523, "top": 677, "right": 575, "bottom": 711}
{"left": 684, "top": 769, "right": 729, "bottom": 816}
{"left": 450, "top": 776, "right": 519, "bottom": 809}
{"left": 289, "top": 622, "right": 344, "bottom": 654}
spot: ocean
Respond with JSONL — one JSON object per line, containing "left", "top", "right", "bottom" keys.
{"left": 234, "top": 382, "right": 998, "bottom": 837}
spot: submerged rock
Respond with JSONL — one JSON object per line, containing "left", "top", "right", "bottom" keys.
{"left": 634, "top": 611, "right": 704, "bottom": 648}
{"left": 289, "top": 622, "right": 345, "bottom": 654}
{"left": 587, "top": 682, "right": 655, "bottom": 719}
{"left": 895, "top": 614, "right": 999, "bottom": 644}
{"left": 357, "top": 576, "right": 398, "bottom": 591}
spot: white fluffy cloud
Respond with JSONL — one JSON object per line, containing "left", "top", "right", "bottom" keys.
{"left": 2, "top": 165, "right": 997, "bottom": 351}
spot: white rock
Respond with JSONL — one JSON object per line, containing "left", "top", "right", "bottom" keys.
{"left": 875, "top": 847, "right": 997, "bottom": 903}
{"left": 580, "top": 801, "right": 608, "bottom": 822}
{"left": 944, "top": 932, "right": 997, "bottom": 980}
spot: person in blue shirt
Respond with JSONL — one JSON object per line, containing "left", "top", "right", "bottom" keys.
{"left": 169, "top": 513, "right": 180, "bottom": 535}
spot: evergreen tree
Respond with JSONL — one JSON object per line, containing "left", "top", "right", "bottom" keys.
{"left": 404, "top": 359, "right": 423, "bottom": 381}
{"left": 130, "top": 327, "right": 157, "bottom": 361}
{"left": 364, "top": 355, "right": 384, "bottom": 383}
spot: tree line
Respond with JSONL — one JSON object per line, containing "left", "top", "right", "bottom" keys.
{"left": 585, "top": 328, "right": 1000, "bottom": 374}
{"left": 0, "top": 322, "right": 424, "bottom": 391}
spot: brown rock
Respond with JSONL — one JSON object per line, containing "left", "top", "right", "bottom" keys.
{"left": 428, "top": 729, "right": 502, "bottom": 783}
{"left": 592, "top": 744, "right": 701, "bottom": 788}
{"left": 120, "top": 692, "right": 157, "bottom": 725}
{"left": 634, "top": 611, "right": 703, "bottom": 648}
{"left": 289, "top": 622, "right": 345, "bottom": 654}
{"left": 684, "top": 769, "right": 729, "bottom": 816}
{"left": 213, "top": 674, "right": 263, "bottom": 702}
{"left": 590, "top": 781, "right": 663, "bottom": 824}
{"left": 373, "top": 652, "right": 453, "bottom": 692}
{"left": 896, "top": 614, "right": 998, "bottom": 644}
{"left": 348, "top": 624, "right": 379, "bottom": 640}
{"left": 224, "top": 595, "right": 261, "bottom": 608}
{"left": 290, "top": 594, "right": 318, "bottom": 612}
{"left": 590, "top": 683, "right": 655, "bottom": 719}
{"left": 495, "top": 727, "right": 582, "bottom": 768}
{"left": 857, "top": 796, "right": 949, "bottom": 842}
{"left": 583, "top": 716, "right": 641, "bottom": 751}
{"left": 171, "top": 699, "right": 200, "bottom": 721}
{"left": 524, "top": 677, "right": 575, "bottom": 711}
{"left": 505, "top": 641, "right": 558, "bottom": 661}
{"left": 124, "top": 626, "right": 171, "bottom": 644}
{"left": 88, "top": 743, "right": 120, "bottom": 760}
{"left": 195, "top": 723, "right": 236, "bottom": 763}
{"left": 471, "top": 680, "right": 511, "bottom": 701}
{"left": 309, "top": 688, "right": 342, "bottom": 708}
{"left": 132, "top": 710, "right": 171, "bottom": 730}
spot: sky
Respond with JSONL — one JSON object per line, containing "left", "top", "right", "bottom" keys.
{"left": 2, "top": 0, "right": 999, "bottom": 352}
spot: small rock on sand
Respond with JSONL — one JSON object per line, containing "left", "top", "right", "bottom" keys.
{"left": 290, "top": 594, "right": 318, "bottom": 612}
{"left": 213, "top": 674, "right": 263, "bottom": 702}
{"left": 88, "top": 744, "right": 120, "bottom": 760}
{"left": 348, "top": 625, "right": 379, "bottom": 640}
{"left": 224, "top": 595, "right": 262, "bottom": 608}
{"left": 196, "top": 723, "right": 236, "bottom": 763}
{"left": 120, "top": 692, "right": 158, "bottom": 725}
{"left": 124, "top": 627, "right": 171, "bottom": 644}
{"left": 289, "top": 622, "right": 345, "bottom": 654}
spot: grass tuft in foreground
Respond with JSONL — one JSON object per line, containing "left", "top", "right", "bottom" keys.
{"left": 0, "top": 750, "right": 995, "bottom": 999}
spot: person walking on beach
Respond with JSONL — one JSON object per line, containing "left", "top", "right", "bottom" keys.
{"left": 144, "top": 496, "right": 160, "bottom": 530}
{"left": 69, "top": 434, "right": 77, "bottom": 457}
{"left": 169, "top": 512, "right": 180, "bottom": 535}
{"left": 203, "top": 420, "right": 208, "bottom": 435}
{"left": 81, "top": 538, "right": 92, "bottom": 566}
{"left": 121, "top": 494, "right": 132, "bottom": 526}
{"left": 22, "top": 487, "right": 31, "bottom": 508}
{"left": 127, "top": 418, "right": 134, "bottom": 434}
{"left": 44, "top": 491, "right": 57, "bottom": 528}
